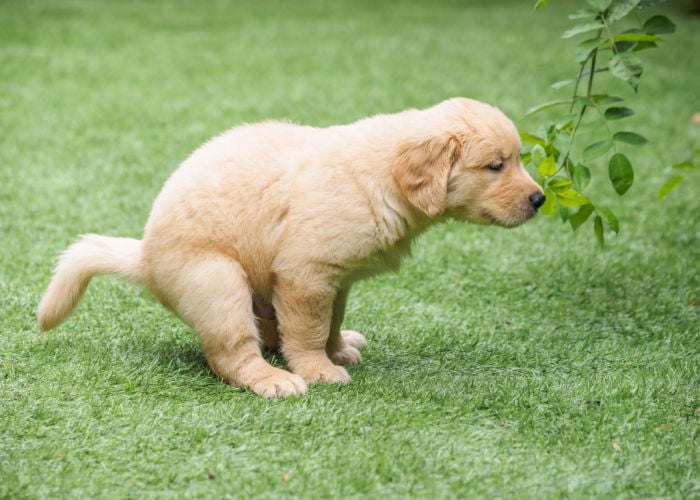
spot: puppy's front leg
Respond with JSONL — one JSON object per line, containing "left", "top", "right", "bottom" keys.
{"left": 273, "top": 270, "right": 350, "bottom": 384}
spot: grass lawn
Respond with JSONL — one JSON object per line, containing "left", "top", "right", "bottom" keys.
{"left": 1, "top": 0, "right": 699, "bottom": 497}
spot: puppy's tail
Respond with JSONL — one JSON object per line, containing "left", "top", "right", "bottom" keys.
{"left": 37, "top": 234, "right": 144, "bottom": 332}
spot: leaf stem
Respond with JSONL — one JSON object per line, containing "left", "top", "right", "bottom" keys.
{"left": 586, "top": 45, "right": 597, "bottom": 97}
{"left": 600, "top": 15, "right": 619, "bottom": 56}
{"left": 559, "top": 44, "right": 599, "bottom": 173}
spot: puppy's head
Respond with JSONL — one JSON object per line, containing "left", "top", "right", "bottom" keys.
{"left": 393, "top": 98, "right": 545, "bottom": 227}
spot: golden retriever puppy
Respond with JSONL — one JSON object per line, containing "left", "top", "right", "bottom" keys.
{"left": 37, "top": 97, "right": 545, "bottom": 398}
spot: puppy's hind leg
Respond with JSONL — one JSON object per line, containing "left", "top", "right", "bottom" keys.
{"left": 167, "top": 255, "right": 306, "bottom": 398}
{"left": 325, "top": 287, "right": 367, "bottom": 366}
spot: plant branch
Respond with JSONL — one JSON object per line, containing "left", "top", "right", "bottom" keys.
{"left": 559, "top": 46, "right": 599, "bottom": 172}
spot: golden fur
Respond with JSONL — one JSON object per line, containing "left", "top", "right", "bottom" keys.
{"left": 37, "top": 97, "right": 544, "bottom": 397}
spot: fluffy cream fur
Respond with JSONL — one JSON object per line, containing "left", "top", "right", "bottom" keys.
{"left": 38, "top": 97, "right": 544, "bottom": 397}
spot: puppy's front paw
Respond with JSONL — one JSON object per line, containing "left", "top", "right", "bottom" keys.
{"left": 341, "top": 330, "right": 368, "bottom": 349}
{"left": 294, "top": 362, "right": 351, "bottom": 384}
{"left": 248, "top": 368, "right": 307, "bottom": 398}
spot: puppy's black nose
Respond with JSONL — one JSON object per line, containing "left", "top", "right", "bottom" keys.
{"left": 529, "top": 191, "right": 546, "bottom": 210}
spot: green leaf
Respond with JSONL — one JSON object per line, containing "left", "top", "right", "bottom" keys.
{"left": 559, "top": 205, "right": 572, "bottom": 223}
{"left": 575, "top": 38, "right": 602, "bottom": 63}
{"left": 591, "top": 94, "right": 623, "bottom": 105}
{"left": 613, "top": 131, "right": 649, "bottom": 145}
{"left": 569, "top": 204, "right": 595, "bottom": 231}
{"left": 609, "top": 153, "right": 634, "bottom": 195}
{"left": 547, "top": 178, "right": 574, "bottom": 193}
{"left": 552, "top": 132, "right": 571, "bottom": 156}
{"left": 594, "top": 215, "right": 605, "bottom": 246}
{"left": 538, "top": 156, "right": 557, "bottom": 178}
{"left": 609, "top": 52, "right": 643, "bottom": 90}
{"left": 520, "top": 132, "right": 546, "bottom": 145}
{"left": 632, "top": 41, "right": 659, "bottom": 52}
{"left": 613, "top": 40, "right": 635, "bottom": 54}
{"left": 551, "top": 78, "right": 577, "bottom": 89}
{"left": 606, "top": 0, "right": 641, "bottom": 23}
{"left": 597, "top": 206, "right": 620, "bottom": 233}
{"left": 525, "top": 99, "right": 573, "bottom": 116}
{"left": 671, "top": 160, "right": 696, "bottom": 170}
{"left": 557, "top": 119, "right": 575, "bottom": 135}
{"left": 565, "top": 157, "right": 576, "bottom": 177}
{"left": 569, "top": 8, "right": 598, "bottom": 20}
{"left": 531, "top": 144, "right": 546, "bottom": 168}
{"left": 573, "top": 96, "right": 592, "bottom": 107}
{"left": 545, "top": 122, "right": 560, "bottom": 143}
{"left": 573, "top": 67, "right": 609, "bottom": 81}
{"left": 643, "top": 15, "right": 676, "bottom": 35}
{"left": 541, "top": 188, "right": 557, "bottom": 215}
{"left": 535, "top": 0, "right": 552, "bottom": 9}
{"left": 556, "top": 188, "right": 590, "bottom": 207}
{"left": 573, "top": 164, "right": 592, "bottom": 190}
{"left": 604, "top": 106, "right": 634, "bottom": 120}
{"left": 612, "top": 32, "right": 661, "bottom": 43}
{"left": 587, "top": 0, "right": 611, "bottom": 10}
{"left": 563, "top": 22, "right": 604, "bottom": 39}
{"left": 583, "top": 140, "right": 614, "bottom": 161}
{"left": 658, "top": 175, "right": 684, "bottom": 199}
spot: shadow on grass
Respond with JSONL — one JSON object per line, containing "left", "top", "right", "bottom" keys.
{"left": 107, "top": 325, "right": 295, "bottom": 396}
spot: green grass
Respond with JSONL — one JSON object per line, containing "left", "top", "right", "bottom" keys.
{"left": 1, "top": 0, "right": 699, "bottom": 497}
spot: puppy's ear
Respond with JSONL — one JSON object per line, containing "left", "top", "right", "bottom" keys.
{"left": 392, "top": 134, "right": 461, "bottom": 217}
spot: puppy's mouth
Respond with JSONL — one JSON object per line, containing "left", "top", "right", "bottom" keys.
{"left": 479, "top": 206, "right": 538, "bottom": 228}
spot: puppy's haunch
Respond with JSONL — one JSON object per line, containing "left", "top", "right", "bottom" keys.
{"left": 38, "top": 98, "right": 544, "bottom": 397}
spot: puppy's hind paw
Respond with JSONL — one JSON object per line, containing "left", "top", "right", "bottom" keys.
{"left": 341, "top": 330, "right": 368, "bottom": 349}
{"left": 329, "top": 345, "right": 362, "bottom": 365}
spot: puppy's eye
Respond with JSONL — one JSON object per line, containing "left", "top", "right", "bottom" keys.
{"left": 487, "top": 162, "right": 504, "bottom": 172}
